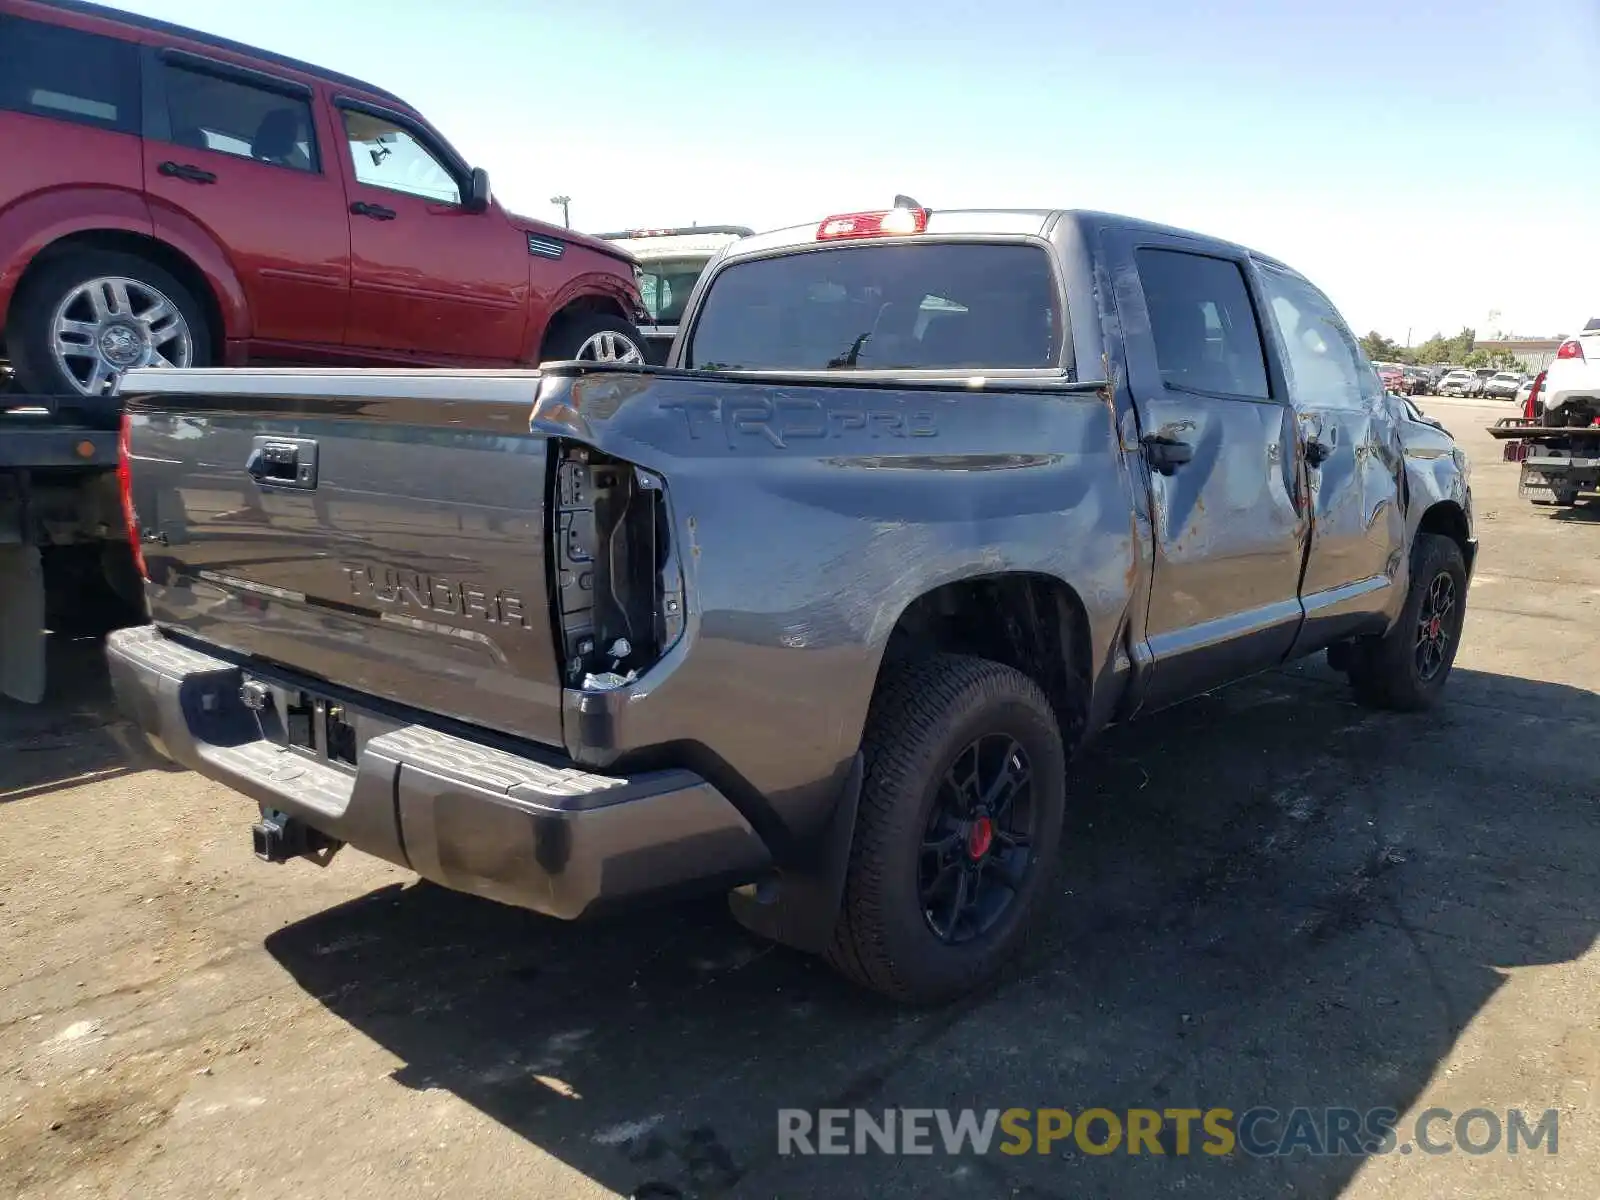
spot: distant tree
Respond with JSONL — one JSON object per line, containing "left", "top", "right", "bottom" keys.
{"left": 1462, "top": 348, "right": 1521, "bottom": 370}
{"left": 1414, "top": 332, "right": 1453, "bottom": 364}
{"left": 1362, "top": 326, "right": 1481, "bottom": 367}
{"left": 1359, "top": 331, "right": 1402, "bottom": 362}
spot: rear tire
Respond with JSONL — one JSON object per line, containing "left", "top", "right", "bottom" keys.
{"left": 41, "top": 544, "right": 143, "bottom": 636}
{"left": 9, "top": 249, "right": 210, "bottom": 396}
{"left": 827, "top": 654, "right": 1067, "bottom": 1004}
{"left": 540, "top": 311, "right": 647, "bottom": 365}
{"left": 1345, "top": 533, "right": 1468, "bottom": 711}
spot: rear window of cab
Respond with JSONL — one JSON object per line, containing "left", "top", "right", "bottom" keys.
{"left": 685, "top": 242, "right": 1062, "bottom": 371}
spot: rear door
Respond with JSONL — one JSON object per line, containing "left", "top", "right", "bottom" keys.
{"left": 125, "top": 370, "right": 564, "bottom": 747}
{"left": 140, "top": 49, "right": 350, "bottom": 347}
{"left": 1111, "top": 230, "right": 1309, "bottom": 709}
{"left": 1254, "top": 261, "right": 1405, "bottom": 652}
{"left": 332, "top": 101, "right": 528, "bottom": 363}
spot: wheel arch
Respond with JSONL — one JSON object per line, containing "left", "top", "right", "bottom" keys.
{"left": 876, "top": 571, "right": 1095, "bottom": 754}
{"left": 1416, "top": 499, "right": 1474, "bottom": 574}
{"left": 9, "top": 229, "right": 230, "bottom": 365}
{"left": 532, "top": 270, "right": 642, "bottom": 360}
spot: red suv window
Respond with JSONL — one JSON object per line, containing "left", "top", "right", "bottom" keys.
{"left": 0, "top": 14, "right": 140, "bottom": 134}
{"left": 159, "top": 60, "right": 320, "bottom": 173}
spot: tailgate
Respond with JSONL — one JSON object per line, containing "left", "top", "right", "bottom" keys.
{"left": 120, "top": 368, "right": 565, "bottom": 747}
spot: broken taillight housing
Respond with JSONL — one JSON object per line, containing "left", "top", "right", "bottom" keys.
{"left": 117, "top": 411, "right": 148, "bottom": 580}
{"left": 552, "top": 444, "right": 685, "bottom": 690}
{"left": 1524, "top": 371, "right": 1545, "bottom": 421}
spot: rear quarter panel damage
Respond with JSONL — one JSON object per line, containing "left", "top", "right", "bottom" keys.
{"left": 534, "top": 370, "right": 1144, "bottom": 844}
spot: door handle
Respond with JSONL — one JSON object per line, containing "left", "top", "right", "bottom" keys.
{"left": 350, "top": 201, "right": 397, "bottom": 221}
{"left": 1304, "top": 439, "right": 1332, "bottom": 467}
{"left": 1140, "top": 432, "right": 1194, "bottom": 475}
{"left": 158, "top": 160, "right": 218, "bottom": 184}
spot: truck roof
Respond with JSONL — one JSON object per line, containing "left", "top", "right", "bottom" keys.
{"left": 721, "top": 208, "right": 1291, "bottom": 271}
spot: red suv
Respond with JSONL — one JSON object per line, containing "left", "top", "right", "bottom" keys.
{"left": 0, "top": 0, "right": 648, "bottom": 396}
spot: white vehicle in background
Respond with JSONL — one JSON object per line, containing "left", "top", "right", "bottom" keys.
{"left": 1540, "top": 319, "right": 1600, "bottom": 428}
{"left": 1515, "top": 376, "right": 1540, "bottom": 413}
{"left": 1437, "top": 369, "right": 1476, "bottom": 396}
{"left": 595, "top": 226, "right": 754, "bottom": 363}
{"left": 1482, "top": 371, "right": 1526, "bottom": 400}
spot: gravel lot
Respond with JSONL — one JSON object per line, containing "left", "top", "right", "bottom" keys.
{"left": 2, "top": 396, "right": 1595, "bottom": 1200}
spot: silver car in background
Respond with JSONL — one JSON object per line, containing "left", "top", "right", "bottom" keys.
{"left": 1483, "top": 371, "right": 1525, "bottom": 400}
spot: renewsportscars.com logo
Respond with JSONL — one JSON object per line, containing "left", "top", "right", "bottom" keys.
{"left": 777, "top": 1107, "right": 1560, "bottom": 1158}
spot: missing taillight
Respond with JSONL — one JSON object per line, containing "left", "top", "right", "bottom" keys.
{"left": 553, "top": 445, "right": 684, "bottom": 690}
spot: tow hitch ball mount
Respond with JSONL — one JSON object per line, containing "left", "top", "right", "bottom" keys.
{"left": 251, "top": 808, "right": 341, "bottom": 864}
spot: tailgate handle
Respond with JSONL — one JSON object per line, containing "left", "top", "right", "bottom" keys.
{"left": 247, "top": 438, "right": 318, "bottom": 489}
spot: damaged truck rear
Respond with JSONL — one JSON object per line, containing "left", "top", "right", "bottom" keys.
{"left": 108, "top": 205, "right": 1476, "bottom": 1002}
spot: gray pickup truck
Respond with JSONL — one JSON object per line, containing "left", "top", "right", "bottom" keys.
{"left": 107, "top": 203, "right": 1476, "bottom": 1003}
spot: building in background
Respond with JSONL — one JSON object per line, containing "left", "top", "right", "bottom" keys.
{"left": 1472, "top": 337, "right": 1565, "bottom": 372}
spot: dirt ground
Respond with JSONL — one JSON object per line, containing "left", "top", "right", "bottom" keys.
{"left": 2, "top": 397, "right": 1595, "bottom": 1200}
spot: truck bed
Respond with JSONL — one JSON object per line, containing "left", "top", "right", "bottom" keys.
{"left": 117, "top": 361, "right": 1126, "bottom": 801}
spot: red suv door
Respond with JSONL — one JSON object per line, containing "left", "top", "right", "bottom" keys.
{"left": 333, "top": 101, "right": 528, "bottom": 364}
{"left": 140, "top": 49, "right": 349, "bottom": 349}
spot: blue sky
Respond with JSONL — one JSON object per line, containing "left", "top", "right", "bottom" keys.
{"left": 111, "top": 0, "right": 1597, "bottom": 342}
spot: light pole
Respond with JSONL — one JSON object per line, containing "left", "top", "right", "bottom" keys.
{"left": 550, "top": 195, "right": 570, "bottom": 228}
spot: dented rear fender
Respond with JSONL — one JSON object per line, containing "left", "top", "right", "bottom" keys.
{"left": 532, "top": 368, "right": 1146, "bottom": 843}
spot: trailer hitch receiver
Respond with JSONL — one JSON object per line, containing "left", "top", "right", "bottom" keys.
{"left": 252, "top": 809, "right": 341, "bottom": 863}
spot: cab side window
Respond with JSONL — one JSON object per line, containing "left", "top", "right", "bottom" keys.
{"left": 1257, "top": 264, "right": 1379, "bottom": 406}
{"left": 0, "top": 15, "right": 140, "bottom": 134}
{"left": 1135, "top": 248, "right": 1270, "bottom": 400}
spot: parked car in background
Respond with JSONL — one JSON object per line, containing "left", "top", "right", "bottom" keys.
{"left": 1402, "top": 366, "right": 1431, "bottom": 396}
{"left": 1483, "top": 371, "right": 1525, "bottom": 400}
{"left": 1376, "top": 364, "right": 1406, "bottom": 394}
{"left": 0, "top": 0, "right": 648, "bottom": 397}
{"left": 1466, "top": 368, "right": 1498, "bottom": 396}
{"left": 1438, "top": 369, "right": 1476, "bottom": 396}
{"left": 595, "top": 226, "right": 754, "bottom": 364}
{"left": 1540, "top": 319, "right": 1600, "bottom": 428}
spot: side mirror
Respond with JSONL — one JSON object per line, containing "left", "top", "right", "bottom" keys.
{"left": 465, "top": 167, "right": 491, "bottom": 213}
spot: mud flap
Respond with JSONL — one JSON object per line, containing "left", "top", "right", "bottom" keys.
{"left": 727, "top": 753, "right": 863, "bottom": 954}
{"left": 0, "top": 544, "right": 45, "bottom": 704}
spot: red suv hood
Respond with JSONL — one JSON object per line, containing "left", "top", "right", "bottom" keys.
{"left": 506, "top": 213, "right": 636, "bottom": 266}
